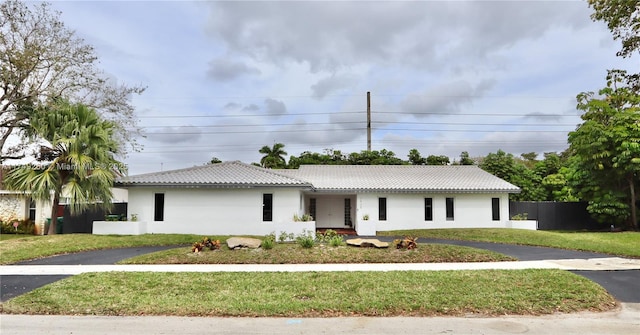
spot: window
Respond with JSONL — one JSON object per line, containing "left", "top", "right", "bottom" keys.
{"left": 309, "top": 198, "right": 316, "bottom": 221}
{"left": 446, "top": 197, "right": 454, "bottom": 221}
{"left": 378, "top": 197, "right": 387, "bottom": 221}
{"left": 263, "top": 193, "right": 273, "bottom": 222}
{"left": 344, "top": 198, "right": 352, "bottom": 226}
{"left": 492, "top": 198, "right": 500, "bottom": 221}
{"left": 28, "top": 198, "right": 36, "bottom": 222}
{"left": 424, "top": 198, "right": 433, "bottom": 221}
{"left": 154, "top": 193, "right": 164, "bottom": 221}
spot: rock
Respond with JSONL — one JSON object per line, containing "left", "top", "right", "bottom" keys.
{"left": 346, "top": 238, "right": 389, "bottom": 248}
{"left": 226, "top": 237, "right": 262, "bottom": 249}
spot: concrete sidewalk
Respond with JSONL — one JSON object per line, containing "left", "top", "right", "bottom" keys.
{"left": 2, "top": 304, "right": 640, "bottom": 335}
{"left": 2, "top": 257, "right": 640, "bottom": 275}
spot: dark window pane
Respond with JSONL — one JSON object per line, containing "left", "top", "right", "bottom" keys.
{"left": 446, "top": 197, "right": 454, "bottom": 221}
{"left": 263, "top": 194, "right": 273, "bottom": 222}
{"left": 424, "top": 198, "right": 433, "bottom": 221}
{"left": 378, "top": 197, "right": 387, "bottom": 221}
{"left": 154, "top": 193, "right": 164, "bottom": 221}
{"left": 492, "top": 198, "right": 500, "bottom": 221}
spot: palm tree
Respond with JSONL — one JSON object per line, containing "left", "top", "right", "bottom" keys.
{"left": 259, "top": 143, "right": 287, "bottom": 168}
{"left": 4, "top": 101, "right": 124, "bottom": 234}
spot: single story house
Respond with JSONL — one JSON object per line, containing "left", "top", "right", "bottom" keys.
{"left": 95, "top": 161, "right": 525, "bottom": 236}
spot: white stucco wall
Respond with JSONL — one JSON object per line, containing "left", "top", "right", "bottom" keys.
{"left": 352, "top": 193, "right": 512, "bottom": 232}
{"left": 0, "top": 193, "right": 26, "bottom": 221}
{"left": 124, "top": 187, "right": 308, "bottom": 235}
{"left": 0, "top": 192, "right": 50, "bottom": 234}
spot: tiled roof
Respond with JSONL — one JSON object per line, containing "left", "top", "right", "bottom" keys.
{"left": 278, "top": 165, "right": 520, "bottom": 193}
{"left": 116, "top": 161, "right": 311, "bottom": 188}
{"left": 117, "top": 162, "right": 520, "bottom": 193}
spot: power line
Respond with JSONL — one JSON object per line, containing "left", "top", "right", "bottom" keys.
{"left": 137, "top": 111, "right": 577, "bottom": 119}
{"left": 137, "top": 121, "right": 577, "bottom": 129}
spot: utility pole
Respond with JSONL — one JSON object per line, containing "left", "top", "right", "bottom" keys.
{"left": 367, "top": 91, "right": 371, "bottom": 151}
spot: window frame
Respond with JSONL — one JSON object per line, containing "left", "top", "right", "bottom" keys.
{"left": 492, "top": 197, "right": 500, "bottom": 221}
{"left": 154, "top": 193, "right": 165, "bottom": 222}
{"left": 378, "top": 197, "right": 387, "bottom": 221}
{"left": 445, "top": 197, "right": 454, "bottom": 221}
{"left": 263, "top": 193, "right": 273, "bottom": 222}
{"left": 424, "top": 197, "right": 433, "bottom": 221}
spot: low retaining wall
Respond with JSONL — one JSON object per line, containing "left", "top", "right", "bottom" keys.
{"left": 92, "top": 221, "right": 315, "bottom": 237}
{"left": 507, "top": 220, "right": 538, "bottom": 230}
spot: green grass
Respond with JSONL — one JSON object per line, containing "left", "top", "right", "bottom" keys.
{"left": 379, "top": 229, "right": 640, "bottom": 258}
{"left": 0, "top": 270, "right": 616, "bottom": 317}
{"left": 120, "top": 243, "right": 515, "bottom": 264}
{"left": 0, "top": 233, "right": 32, "bottom": 241}
{"left": 2, "top": 229, "right": 638, "bottom": 264}
{"left": 0, "top": 234, "right": 204, "bottom": 265}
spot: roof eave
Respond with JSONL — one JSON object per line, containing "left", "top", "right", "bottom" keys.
{"left": 115, "top": 182, "right": 313, "bottom": 189}
{"left": 308, "top": 188, "right": 521, "bottom": 194}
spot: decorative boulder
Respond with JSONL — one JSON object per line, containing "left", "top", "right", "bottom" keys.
{"left": 346, "top": 238, "right": 389, "bottom": 248}
{"left": 226, "top": 237, "right": 262, "bottom": 250}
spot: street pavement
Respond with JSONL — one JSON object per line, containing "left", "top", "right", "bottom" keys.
{"left": 1, "top": 239, "right": 639, "bottom": 334}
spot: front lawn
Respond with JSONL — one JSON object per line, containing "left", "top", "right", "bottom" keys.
{"left": 0, "top": 270, "right": 616, "bottom": 317}
{"left": 379, "top": 229, "right": 640, "bottom": 258}
{"left": 0, "top": 234, "right": 202, "bottom": 265}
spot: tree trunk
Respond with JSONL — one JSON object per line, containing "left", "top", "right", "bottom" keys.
{"left": 628, "top": 174, "right": 638, "bottom": 231}
{"left": 47, "top": 191, "right": 61, "bottom": 235}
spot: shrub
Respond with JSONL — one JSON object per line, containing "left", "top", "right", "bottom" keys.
{"left": 511, "top": 213, "right": 529, "bottom": 220}
{"left": 296, "top": 230, "right": 315, "bottom": 248}
{"left": 316, "top": 229, "right": 339, "bottom": 244}
{"left": 262, "top": 233, "right": 276, "bottom": 250}
{"left": 328, "top": 235, "right": 345, "bottom": 247}
{"left": 0, "top": 219, "right": 35, "bottom": 235}
{"left": 293, "top": 213, "right": 314, "bottom": 222}
{"left": 278, "top": 231, "right": 295, "bottom": 243}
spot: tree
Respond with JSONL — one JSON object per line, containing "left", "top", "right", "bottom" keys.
{"left": 0, "top": 0, "right": 145, "bottom": 162}
{"left": 4, "top": 101, "right": 125, "bottom": 234}
{"left": 348, "top": 149, "right": 405, "bottom": 165}
{"left": 425, "top": 155, "right": 450, "bottom": 165}
{"left": 587, "top": 1, "right": 639, "bottom": 92}
{"left": 479, "top": 150, "right": 546, "bottom": 201}
{"left": 407, "top": 148, "right": 425, "bottom": 165}
{"left": 209, "top": 157, "right": 222, "bottom": 164}
{"left": 568, "top": 74, "right": 640, "bottom": 229}
{"left": 458, "top": 151, "right": 475, "bottom": 165}
{"left": 588, "top": 0, "right": 640, "bottom": 59}
{"left": 259, "top": 143, "right": 287, "bottom": 168}
{"left": 288, "top": 148, "right": 347, "bottom": 168}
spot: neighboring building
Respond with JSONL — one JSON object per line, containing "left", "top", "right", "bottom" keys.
{"left": 1, "top": 166, "right": 129, "bottom": 234}
{"left": 102, "top": 161, "right": 521, "bottom": 236}
{"left": 0, "top": 167, "right": 49, "bottom": 234}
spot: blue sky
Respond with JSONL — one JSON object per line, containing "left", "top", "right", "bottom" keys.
{"left": 48, "top": 0, "right": 635, "bottom": 175}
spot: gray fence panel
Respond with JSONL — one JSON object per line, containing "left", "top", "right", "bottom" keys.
{"left": 509, "top": 201, "right": 601, "bottom": 231}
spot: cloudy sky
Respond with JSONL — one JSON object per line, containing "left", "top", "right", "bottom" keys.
{"left": 48, "top": 0, "right": 635, "bottom": 175}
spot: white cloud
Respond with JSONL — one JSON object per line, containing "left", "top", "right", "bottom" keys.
{"left": 34, "top": 0, "right": 631, "bottom": 175}
{"left": 207, "top": 57, "right": 261, "bottom": 81}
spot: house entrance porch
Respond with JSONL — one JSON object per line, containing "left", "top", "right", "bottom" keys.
{"left": 303, "top": 194, "right": 356, "bottom": 230}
